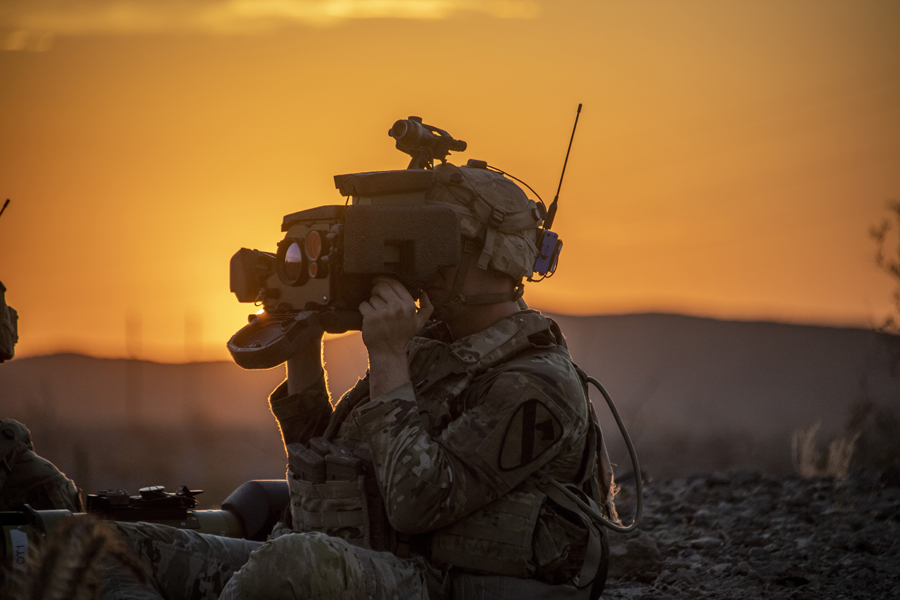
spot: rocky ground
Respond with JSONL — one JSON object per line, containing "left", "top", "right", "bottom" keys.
{"left": 603, "top": 467, "right": 900, "bottom": 599}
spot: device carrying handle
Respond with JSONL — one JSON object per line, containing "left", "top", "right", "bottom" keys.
{"left": 227, "top": 310, "right": 362, "bottom": 370}
{"left": 545, "top": 376, "right": 643, "bottom": 534}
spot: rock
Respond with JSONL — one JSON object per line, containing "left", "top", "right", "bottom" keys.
{"left": 850, "top": 534, "right": 886, "bottom": 555}
{"left": 783, "top": 494, "right": 809, "bottom": 508}
{"left": 875, "top": 505, "right": 898, "bottom": 520}
{"left": 607, "top": 531, "right": 663, "bottom": 582}
{"left": 732, "top": 470, "right": 762, "bottom": 486}
{"left": 879, "top": 464, "right": 900, "bottom": 488}
{"left": 692, "top": 507, "right": 713, "bottom": 527}
{"left": 676, "top": 569, "right": 698, "bottom": 585}
{"left": 601, "top": 472, "right": 900, "bottom": 600}
{"left": 748, "top": 547, "right": 766, "bottom": 561}
{"left": 688, "top": 536, "right": 723, "bottom": 549}
{"left": 774, "top": 574, "right": 810, "bottom": 587}
{"left": 707, "top": 471, "right": 730, "bottom": 486}
{"left": 656, "top": 569, "right": 676, "bottom": 585}
{"left": 684, "top": 481, "right": 707, "bottom": 505}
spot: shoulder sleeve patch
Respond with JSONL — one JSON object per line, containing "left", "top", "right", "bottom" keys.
{"left": 499, "top": 399, "right": 562, "bottom": 471}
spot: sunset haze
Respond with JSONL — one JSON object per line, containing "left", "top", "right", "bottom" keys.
{"left": 1, "top": 0, "right": 898, "bottom": 362}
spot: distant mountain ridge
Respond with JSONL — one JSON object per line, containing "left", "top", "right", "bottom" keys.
{"left": 549, "top": 312, "right": 898, "bottom": 475}
{"left": 2, "top": 313, "right": 897, "bottom": 478}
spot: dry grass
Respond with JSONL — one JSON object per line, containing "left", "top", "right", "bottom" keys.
{"left": 791, "top": 421, "right": 860, "bottom": 479}
{"left": 7, "top": 515, "right": 150, "bottom": 600}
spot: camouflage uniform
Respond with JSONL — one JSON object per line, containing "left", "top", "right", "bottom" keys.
{"left": 221, "top": 308, "right": 603, "bottom": 598}
{"left": 0, "top": 420, "right": 84, "bottom": 595}
{"left": 0, "top": 419, "right": 82, "bottom": 512}
{"left": 101, "top": 309, "right": 606, "bottom": 600}
{"left": 0, "top": 281, "right": 18, "bottom": 363}
{"left": 102, "top": 164, "right": 612, "bottom": 598}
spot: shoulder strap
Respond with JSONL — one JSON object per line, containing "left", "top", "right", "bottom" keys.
{"left": 323, "top": 378, "right": 371, "bottom": 441}
{"left": 568, "top": 363, "right": 615, "bottom": 514}
{"left": 537, "top": 479, "right": 607, "bottom": 593}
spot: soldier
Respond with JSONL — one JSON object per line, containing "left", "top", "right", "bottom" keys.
{"left": 1, "top": 281, "right": 18, "bottom": 364}
{"left": 0, "top": 419, "right": 83, "bottom": 514}
{"left": 1, "top": 285, "right": 85, "bottom": 597}
{"left": 101, "top": 161, "right": 616, "bottom": 600}
{"left": 1, "top": 283, "right": 83, "bottom": 514}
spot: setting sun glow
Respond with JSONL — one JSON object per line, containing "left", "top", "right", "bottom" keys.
{"left": 1, "top": 1, "right": 898, "bottom": 362}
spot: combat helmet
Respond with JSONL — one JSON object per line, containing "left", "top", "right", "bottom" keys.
{"left": 385, "top": 116, "right": 548, "bottom": 306}
{"left": 430, "top": 161, "right": 544, "bottom": 284}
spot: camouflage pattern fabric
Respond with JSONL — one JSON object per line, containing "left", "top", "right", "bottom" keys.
{"left": 96, "top": 310, "right": 600, "bottom": 598}
{"left": 0, "top": 419, "right": 82, "bottom": 512}
{"left": 102, "top": 521, "right": 260, "bottom": 600}
{"left": 351, "top": 310, "right": 593, "bottom": 582}
{"left": 426, "top": 163, "right": 543, "bottom": 280}
{"left": 352, "top": 311, "right": 589, "bottom": 532}
{"left": 274, "top": 310, "right": 598, "bottom": 586}
{"left": 100, "top": 524, "right": 429, "bottom": 600}
{"left": 218, "top": 531, "right": 429, "bottom": 600}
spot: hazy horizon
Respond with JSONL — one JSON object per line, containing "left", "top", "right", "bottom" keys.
{"left": 4, "top": 312, "right": 896, "bottom": 489}
{"left": 8, "top": 306, "right": 885, "bottom": 364}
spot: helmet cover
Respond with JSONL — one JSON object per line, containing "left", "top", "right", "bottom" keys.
{"left": 428, "top": 163, "right": 542, "bottom": 281}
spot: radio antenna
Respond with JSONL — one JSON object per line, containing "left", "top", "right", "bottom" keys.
{"left": 0, "top": 199, "right": 9, "bottom": 220}
{"left": 544, "top": 104, "right": 581, "bottom": 231}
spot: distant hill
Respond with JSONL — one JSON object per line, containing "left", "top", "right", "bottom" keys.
{"left": 1, "top": 313, "right": 897, "bottom": 502}
{"left": 548, "top": 313, "right": 899, "bottom": 476}
{"left": 0, "top": 336, "right": 370, "bottom": 429}
{"left": 0, "top": 337, "right": 370, "bottom": 503}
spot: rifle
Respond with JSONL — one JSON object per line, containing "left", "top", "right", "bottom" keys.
{"left": 1, "top": 479, "right": 289, "bottom": 570}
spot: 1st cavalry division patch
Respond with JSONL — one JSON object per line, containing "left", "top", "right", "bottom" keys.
{"left": 499, "top": 399, "right": 562, "bottom": 471}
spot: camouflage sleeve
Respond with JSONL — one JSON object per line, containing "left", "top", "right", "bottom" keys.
{"left": 1, "top": 419, "right": 82, "bottom": 512}
{"left": 268, "top": 377, "right": 332, "bottom": 449}
{"left": 353, "top": 361, "right": 587, "bottom": 534}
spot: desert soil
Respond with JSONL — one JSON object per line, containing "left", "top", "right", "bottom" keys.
{"left": 603, "top": 468, "right": 900, "bottom": 599}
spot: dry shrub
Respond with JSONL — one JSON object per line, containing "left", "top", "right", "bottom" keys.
{"left": 9, "top": 515, "right": 150, "bottom": 600}
{"left": 846, "top": 399, "right": 900, "bottom": 471}
{"left": 791, "top": 421, "right": 859, "bottom": 479}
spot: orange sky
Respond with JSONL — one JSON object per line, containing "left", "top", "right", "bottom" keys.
{"left": 1, "top": 1, "right": 899, "bottom": 363}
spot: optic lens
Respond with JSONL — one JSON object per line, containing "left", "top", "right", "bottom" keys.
{"left": 308, "top": 261, "right": 318, "bottom": 278}
{"left": 306, "top": 231, "right": 322, "bottom": 260}
{"left": 284, "top": 241, "right": 305, "bottom": 281}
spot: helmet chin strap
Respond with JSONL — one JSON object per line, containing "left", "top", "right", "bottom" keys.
{"left": 431, "top": 240, "right": 524, "bottom": 320}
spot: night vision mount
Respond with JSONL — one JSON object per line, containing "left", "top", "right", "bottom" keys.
{"left": 389, "top": 117, "right": 467, "bottom": 170}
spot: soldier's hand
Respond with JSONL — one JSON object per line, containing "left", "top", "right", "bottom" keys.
{"left": 360, "top": 277, "right": 433, "bottom": 398}
{"left": 360, "top": 277, "right": 433, "bottom": 356}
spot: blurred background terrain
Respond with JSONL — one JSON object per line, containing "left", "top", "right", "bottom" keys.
{"left": 3, "top": 313, "right": 898, "bottom": 508}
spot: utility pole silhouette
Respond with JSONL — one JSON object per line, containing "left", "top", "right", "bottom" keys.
{"left": 125, "top": 312, "right": 143, "bottom": 431}
{"left": 183, "top": 310, "right": 207, "bottom": 429}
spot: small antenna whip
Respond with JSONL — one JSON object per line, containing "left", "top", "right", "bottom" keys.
{"left": 0, "top": 199, "right": 9, "bottom": 220}
{"left": 544, "top": 104, "right": 581, "bottom": 230}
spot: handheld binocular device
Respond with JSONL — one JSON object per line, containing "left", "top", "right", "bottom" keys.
{"left": 227, "top": 167, "right": 462, "bottom": 370}
{"left": 226, "top": 116, "right": 562, "bottom": 370}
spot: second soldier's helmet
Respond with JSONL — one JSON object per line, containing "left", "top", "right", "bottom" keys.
{"left": 429, "top": 162, "right": 544, "bottom": 282}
